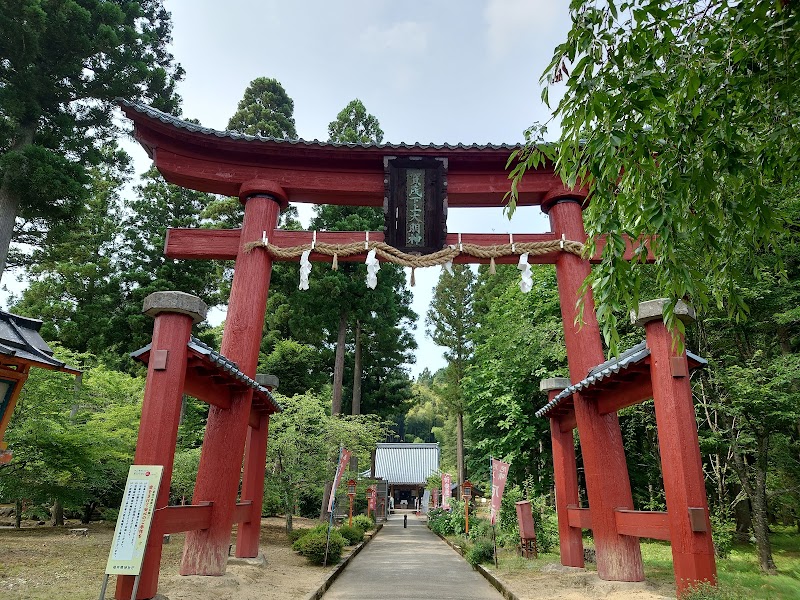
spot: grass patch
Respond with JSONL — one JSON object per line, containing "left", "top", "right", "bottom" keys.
{"left": 636, "top": 529, "right": 800, "bottom": 599}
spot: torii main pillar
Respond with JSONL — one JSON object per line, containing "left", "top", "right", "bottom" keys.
{"left": 180, "top": 185, "right": 283, "bottom": 575}
{"left": 544, "top": 194, "right": 644, "bottom": 581}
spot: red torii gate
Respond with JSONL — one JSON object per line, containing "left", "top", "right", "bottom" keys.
{"left": 118, "top": 100, "right": 713, "bottom": 598}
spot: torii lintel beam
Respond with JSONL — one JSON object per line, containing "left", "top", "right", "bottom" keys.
{"left": 165, "top": 228, "right": 653, "bottom": 265}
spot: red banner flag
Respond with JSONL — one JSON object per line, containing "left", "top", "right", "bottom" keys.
{"left": 490, "top": 458, "right": 511, "bottom": 525}
{"left": 432, "top": 488, "right": 439, "bottom": 508}
{"left": 442, "top": 473, "right": 452, "bottom": 509}
{"left": 327, "top": 448, "right": 352, "bottom": 514}
{"left": 367, "top": 486, "right": 376, "bottom": 510}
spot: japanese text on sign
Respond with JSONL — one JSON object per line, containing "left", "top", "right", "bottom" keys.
{"left": 490, "top": 458, "right": 511, "bottom": 526}
{"left": 406, "top": 169, "right": 425, "bottom": 246}
{"left": 105, "top": 465, "right": 163, "bottom": 575}
{"left": 442, "top": 472, "right": 452, "bottom": 510}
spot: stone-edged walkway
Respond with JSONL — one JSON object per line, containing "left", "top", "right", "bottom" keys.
{"left": 323, "top": 510, "right": 503, "bottom": 600}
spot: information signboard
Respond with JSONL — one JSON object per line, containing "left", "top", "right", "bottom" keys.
{"left": 105, "top": 465, "right": 163, "bottom": 575}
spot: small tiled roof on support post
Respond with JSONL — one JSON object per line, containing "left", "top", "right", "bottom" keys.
{"left": 536, "top": 341, "right": 707, "bottom": 419}
{"left": 131, "top": 337, "right": 281, "bottom": 416}
{"left": 1, "top": 310, "right": 81, "bottom": 463}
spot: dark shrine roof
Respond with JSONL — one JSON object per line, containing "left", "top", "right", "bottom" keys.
{"left": 119, "top": 99, "right": 522, "bottom": 153}
{"left": 536, "top": 341, "right": 707, "bottom": 418}
{"left": 131, "top": 337, "right": 281, "bottom": 414}
{"left": 0, "top": 310, "right": 80, "bottom": 374}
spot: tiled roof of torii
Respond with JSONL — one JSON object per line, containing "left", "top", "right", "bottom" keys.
{"left": 119, "top": 99, "right": 523, "bottom": 152}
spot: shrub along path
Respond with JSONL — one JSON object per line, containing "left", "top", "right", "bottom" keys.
{"left": 323, "top": 510, "right": 502, "bottom": 599}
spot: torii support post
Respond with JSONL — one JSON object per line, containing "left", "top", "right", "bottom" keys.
{"left": 116, "top": 292, "right": 208, "bottom": 600}
{"left": 635, "top": 300, "right": 717, "bottom": 594}
{"left": 181, "top": 189, "right": 282, "bottom": 575}
{"left": 544, "top": 196, "right": 644, "bottom": 582}
{"left": 541, "top": 377, "right": 584, "bottom": 568}
{"left": 236, "top": 374, "right": 279, "bottom": 558}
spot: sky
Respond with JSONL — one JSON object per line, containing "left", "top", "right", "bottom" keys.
{"left": 5, "top": 0, "right": 574, "bottom": 377}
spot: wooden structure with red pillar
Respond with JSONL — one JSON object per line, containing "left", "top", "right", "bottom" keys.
{"left": 537, "top": 299, "right": 716, "bottom": 596}
{"left": 116, "top": 100, "right": 716, "bottom": 597}
{"left": 0, "top": 311, "right": 80, "bottom": 464}
{"left": 115, "top": 291, "right": 280, "bottom": 600}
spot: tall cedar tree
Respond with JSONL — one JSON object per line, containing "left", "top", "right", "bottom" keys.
{"left": 323, "top": 99, "right": 385, "bottom": 416}
{"left": 464, "top": 265, "right": 566, "bottom": 491}
{"left": 510, "top": 0, "right": 800, "bottom": 352}
{"left": 10, "top": 145, "right": 129, "bottom": 355}
{"left": 108, "top": 167, "right": 222, "bottom": 369}
{"left": 426, "top": 264, "right": 475, "bottom": 488}
{"left": 205, "top": 77, "right": 299, "bottom": 230}
{"left": 0, "top": 0, "right": 183, "bottom": 280}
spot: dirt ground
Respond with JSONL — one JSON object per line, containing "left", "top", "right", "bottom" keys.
{"left": 1, "top": 516, "right": 677, "bottom": 600}
{"left": 0, "top": 516, "right": 340, "bottom": 600}
{"left": 486, "top": 561, "right": 675, "bottom": 600}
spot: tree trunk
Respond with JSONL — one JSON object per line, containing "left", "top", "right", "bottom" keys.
{"left": 284, "top": 490, "right": 294, "bottom": 534}
{"left": 0, "top": 169, "right": 22, "bottom": 283}
{"left": 51, "top": 498, "right": 64, "bottom": 527}
{"left": 14, "top": 499, "right": 22, "bottom": 529}
{"left": 0, "top": 125, "right": 35, "bottom": 281}
{"left": 319, "top": 480, "right": 334, "bottom": 522}
{"left": 81, "top": 501, "right": 97, "bottom": 524}
{"left": 456, "top": 411, "right": 465, "bottom": 489}
{"left": 331, "top": 311, "right": 347, "bottom": 416}
{"left": 349, "top": 320, "right": 362, "bottom": 473}
{"left": 352, "top": 320, "right": 362, "bottom": 416}
{"left": 731, "top": 434, "right": 777, "bottom": 574}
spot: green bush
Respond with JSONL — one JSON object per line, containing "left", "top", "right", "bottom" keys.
{"left": 710, "top": 512, "right": 734, "bottom": 559}
{"left": 448, "top": 500, "right": 467, "bottom": 535}
{"left": 352, "top": 514, "right": 374, "bottom": 532}
{"left": 468, "top": 517, "right": 492, "bottom": 541}
{"left": 289, "top": 524, "right": 328, "bottom": 550}
{"left": 682, "top": 582, "right": 737, "bottom": 600}
{"left": 289, "top": 524, "right": 328, "bottom": 547}
{"left": 338, "top": 524, "right": 365, "bottom": 545}
{"left": 292, "top": 530, "right": 345, "bottom": 565}
{"left": 427, "top": 508, "right": 451, "bottom": 536}
{"left": 465, "top": 539, "right": 495, "bottom": 566}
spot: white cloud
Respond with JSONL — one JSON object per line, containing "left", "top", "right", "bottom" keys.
{"left": 484, "top": 0, "right": 560, "bottom": 60}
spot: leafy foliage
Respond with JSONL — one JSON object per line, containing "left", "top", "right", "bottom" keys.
{"left": 0, "top": 0, "right": 183, "bottom": 275}
{"left": 464, "top": 266, "right": 565, "bottom": 489}
{"left": 227, "top": 77, "right": 297, "bottom": 139}
{"left": 337, "top": 524, "right": 364, "bottom": 545}
{"left": 292, "top": 529, "right": 345, "bottom": 565}
{"left": 465, "top": 539, "right": 495, "bottom": 567}
{"left": 327, "top": 99, "right": 384, "bottom": 144}
{"left": 351, "top": 514, "right": 374, "bottom": 532}
{"left": 0, "top": 348, "right": 143, "bottom": 520}
{"left": 510, "top": 0, "right": 800, "bottom": 352}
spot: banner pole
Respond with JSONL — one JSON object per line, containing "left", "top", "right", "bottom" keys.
{"left": 98, "top": 574, "right": 110, "bottom": 600}
{"left": 323, "top": 446, "right": 343, "bottom": 567}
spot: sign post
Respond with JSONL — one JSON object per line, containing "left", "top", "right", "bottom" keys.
{"left": 347, "top": 479, "right": 357, "bottom": 527}
{"left": 99, "top": 465, "right": 163, "bottom": 600}
{"left": 462, "top": 480, "right": 473, "bottom": 535}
